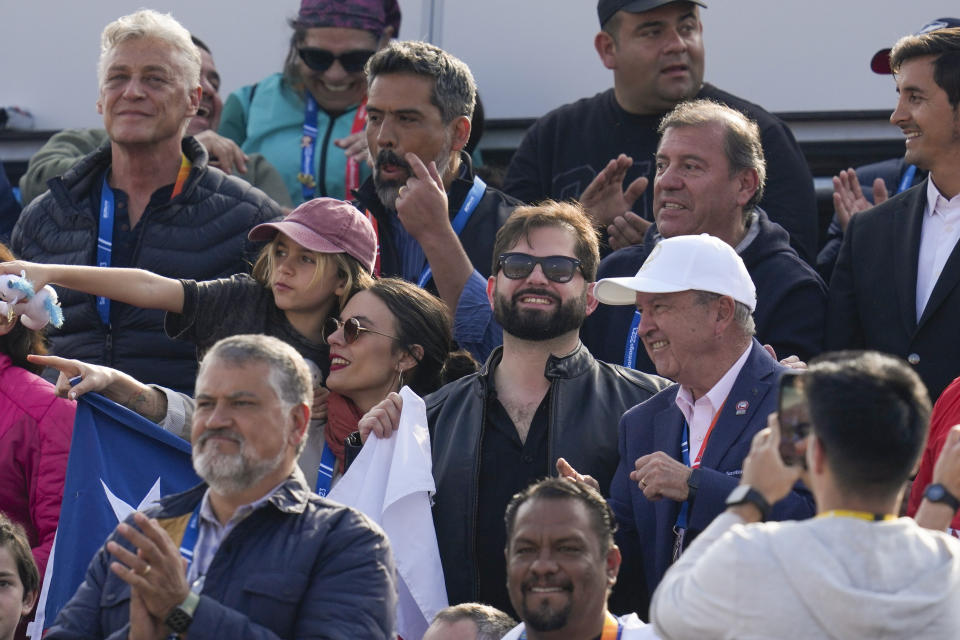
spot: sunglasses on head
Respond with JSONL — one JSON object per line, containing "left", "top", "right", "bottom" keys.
{"left": 497, "top": 253, "right": 582, "bottom": 283}
{"left": 297, "top": 48, "right": 375, "bottom": 73}
{"left": 323, "top": 316, "right": 399, "bottom": 345}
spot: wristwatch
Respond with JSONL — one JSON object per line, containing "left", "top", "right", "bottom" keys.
{"left": 164, "top": 590, "right": 200, "bottom": 634}
{"left": 923, "top": 483, "right": 960, "bottom": 512}
{"left": 725, "top": 484, "right": 771, "bottom": 521}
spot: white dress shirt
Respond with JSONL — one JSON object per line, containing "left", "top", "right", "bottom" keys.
{"left": 916, "top": 178, "right": 960, "bottom": 321}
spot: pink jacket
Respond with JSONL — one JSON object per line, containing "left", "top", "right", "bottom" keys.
{"left": 0, "top": 353, "right": 75, "bottom": 578}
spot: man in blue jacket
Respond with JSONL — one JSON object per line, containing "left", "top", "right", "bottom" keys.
{"left": 46, "top": 334, "right": 397, "bottom": 639}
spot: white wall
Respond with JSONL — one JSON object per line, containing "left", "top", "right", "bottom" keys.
{"left": 1, "top": 0, "right": 957, "bottom": 131}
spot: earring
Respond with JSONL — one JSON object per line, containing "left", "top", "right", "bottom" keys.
{"left": 397, "top": 368, "right": 405, "bottom": 390}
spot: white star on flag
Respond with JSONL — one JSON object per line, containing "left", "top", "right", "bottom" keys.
{"left": 101, "top": 477, "right": 163, "bottom": 522}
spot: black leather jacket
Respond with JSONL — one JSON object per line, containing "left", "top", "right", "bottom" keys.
{"left": 426, "top": 342, "right": 670, "bottom": 605}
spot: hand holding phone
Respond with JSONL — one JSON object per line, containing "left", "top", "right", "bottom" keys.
{"left": 778, "top": 371, "right": 811, "bottom": 468}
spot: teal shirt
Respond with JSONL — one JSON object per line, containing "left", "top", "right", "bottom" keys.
{"left": 220, "top": 73, "right": 370, "bottom": 205}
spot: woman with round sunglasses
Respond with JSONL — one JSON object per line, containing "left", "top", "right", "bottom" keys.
{"left": 218, "top": 0, "right": 400, "bottom": 207}
{"left": 321, "top": 277, "right": 477, "bottom": 478}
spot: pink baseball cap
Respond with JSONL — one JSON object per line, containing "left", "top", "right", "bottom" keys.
{"left": 248, "top": 198, "right": 377, "bottom": 273}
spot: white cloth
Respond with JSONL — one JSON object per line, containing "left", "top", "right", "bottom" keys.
{"left": 651, "top": 512, "right": 960, "bottom": 639}
{"left": 500, "top": 613, "right": 657, "bottom": 639}
{"left": 328, "top": 386, "right": 446, "bottom": 640}
{"left": 916, "top": 177, "right": 960, "bottom": 321}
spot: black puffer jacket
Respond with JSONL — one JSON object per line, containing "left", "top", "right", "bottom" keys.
{"left": 11, "top": 137, "right": 281, "bottom": 394}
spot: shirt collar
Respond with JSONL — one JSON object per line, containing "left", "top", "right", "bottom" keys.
{"left": 197, "top": 477, "right": 289, "bottom": 529}
{"left": 924, "top": 177, "right": 960, "bottom": 216}
{"left": 675, "top": 342, "right": 753, "bottom": 421}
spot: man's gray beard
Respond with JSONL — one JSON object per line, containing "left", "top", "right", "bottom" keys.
{"left": 192, "top": 434, "right": 287, "bottom": 495}
{"left": 375, "top": 147, "right": 453, "bottom": 210}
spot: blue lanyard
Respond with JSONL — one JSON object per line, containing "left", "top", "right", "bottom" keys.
{"left": 623, "top": 310, "right": 642, "bottom": 367}
{"left": 315, "top": 442, "right": 337, "bottom": 497}
{"left": 897, "top": 164, "right": 917, "bottom": 194}
{"left": 178, "top": 503, "right": 202, "bottom": 570}
{"left": 300, "top": 94, "right": 320, "bottom": 201}
{"left": 417, "top": 175, "right": 486, "bottom": 288}
{"left": 97, "top": 174, "right": 116, "bottom": 327}
{"left": 675, "top": 421, "right": 692, "bottom": 530}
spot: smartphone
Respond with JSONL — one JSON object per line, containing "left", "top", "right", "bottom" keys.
{"left": 778, "top": 371, "right": 811, "bottom": 468}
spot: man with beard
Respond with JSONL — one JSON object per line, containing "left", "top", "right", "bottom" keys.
{"left": 500, "top": 479, "right": 655, "bottom": 639}
{"left": 353, "top": 40, "right": 517, "bottom": 360}
{"left": 46, "top": 334, "right": 397, "bottom": 639}
{"left": 357, "top": 201, "right": 668, "bottom": 616}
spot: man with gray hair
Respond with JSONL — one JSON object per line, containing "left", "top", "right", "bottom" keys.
{"left": 353, "top": 40, "right": 517, "bottom": 360}
{"left": 582, "top": 98, "right": 826, "bottom": 371}
{"left": 46, "top": 334, "right": 397, "bottom": 639}
{"left": 423, "top": 603, "right": 516, "bottom": 640}
{"left": 563, "top": 234, "right": 814, "bottom": 617}
{"left": 12, "top": 9, "right": 280, "bottom": 395}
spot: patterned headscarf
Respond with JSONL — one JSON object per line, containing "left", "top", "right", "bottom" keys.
{"left": 296, "top": 0, "right": 401, "bottom": 38}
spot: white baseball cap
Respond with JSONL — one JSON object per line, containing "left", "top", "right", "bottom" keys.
{"left": 594, "top": 234, "right": 757, "bottom": 311}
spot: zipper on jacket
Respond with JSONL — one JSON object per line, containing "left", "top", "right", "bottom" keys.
{"left": 316, "top": 117, "right": 336, "bottom": 197}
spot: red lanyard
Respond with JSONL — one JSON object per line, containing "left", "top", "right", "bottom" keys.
{"left": 344, "top": 99, "right": 366, "bottom": 195}
{"left": 690, "top": 401, "right": 725, "bottom": 469}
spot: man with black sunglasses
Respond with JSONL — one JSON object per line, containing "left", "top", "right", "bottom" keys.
{"left": 357, "top": 200, "right": 669, "bottom": 617}
{"left": 353, "top": 41, "right": 519, "bottom": 363}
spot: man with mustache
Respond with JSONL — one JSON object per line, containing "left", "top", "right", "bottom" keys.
{"left": 18, "top": 35, "right": 292, "bottom": 209}
{"left": 503, "top": 0, "right": 818, "bottom": 263}
{"left": 357, "top": 201, "right": 668, "bottom": 616}
{"left": 11, "top": 10, "right": 282, "bottom": 395}
{"left": 353, "top": 41, "right": 518, "bottom": 360}
{"left": 500, "top": 479, "right": 655, "bottom": 639}
{"left": 46, "top": 334, "right": 397, "bottom": 639}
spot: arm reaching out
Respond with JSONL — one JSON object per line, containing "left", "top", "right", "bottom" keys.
{"left": 0, "top": 261, "right": 185, "bottom": 313}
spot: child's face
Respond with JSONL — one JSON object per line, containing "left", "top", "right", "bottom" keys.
{"left": 0, "top": 546, "right": 34, "bottom": 640}
{"left": 270, "top": 234, "right": 345, "bottom": 315}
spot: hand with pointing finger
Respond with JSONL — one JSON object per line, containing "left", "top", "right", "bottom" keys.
{"left": 395, "top": 152, "right": 450, "bottom": 242}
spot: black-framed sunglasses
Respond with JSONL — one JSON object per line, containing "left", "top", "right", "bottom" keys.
{"left": 323, "top": 316, "right": 399, "bottom": 345}
{"left": 497, "top": 253, "right": 583, "bottom": 284}
{"left": 297, "top": 48, "right": 375, "bottom": 73}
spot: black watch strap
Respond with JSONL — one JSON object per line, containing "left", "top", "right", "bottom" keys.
{"left": 725, "top": 484, "right": 772, "bottom": 521}
{"left": 924, "top": 483, "right": 960, "bottom": 512}
{"left": 164, "top": 590, "right": 200, "bottom": 634}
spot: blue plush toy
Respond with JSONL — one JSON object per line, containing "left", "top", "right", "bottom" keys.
{"left": 0, "top": 271, "right": 64, "bottom": 329}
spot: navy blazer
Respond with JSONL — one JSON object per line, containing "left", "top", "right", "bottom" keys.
{"left": 608, "top": 340, "right": 815, "bottom": 617}
{"left": 826, "top": 178, "right": 960, "bottom": 401}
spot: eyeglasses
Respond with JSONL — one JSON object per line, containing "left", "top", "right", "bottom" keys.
{"left": 497, "top": 253, "right": 583, "bottom": 283}
{"left": 297, "top": 48, "right": 375, "bottom": 73}
{"left": 323, "top": 316, "right": 399, "bottom": 345}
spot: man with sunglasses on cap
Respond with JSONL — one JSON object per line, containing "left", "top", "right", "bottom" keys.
{"left": 503, "top": 0, "right": 817, "bottom": 263}
{"left": 564, "top": 233, "right": 814, "bottom": 617}
{"left": 357, "top": 200, "right": 668, "bottom": 617}
{"left": 11, "top": 10, "right": 281, "bottom": 396}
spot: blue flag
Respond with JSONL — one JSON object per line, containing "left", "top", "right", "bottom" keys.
{"left": 29, "top": 392, "right": 200, "bottom": 636}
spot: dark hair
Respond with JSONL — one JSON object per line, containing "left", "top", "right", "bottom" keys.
{"left": 367, "top": 278, "right": 476, "bottom": 395}
{"left": 190, "top": 34, "right": 211, "bottom": 55}
{"left": 890, "top": 27, "right": 960, "bottom": 108}
{"left": 0, "top": 243, "right": 47, "bottom": 373}
{"left": 504, "top": 478, "right": 617, "bottom": 555}
{"left": 491, "top": 201, "right": 601, "bottom": 281}
{"left": 366, "top": 41, "right": 476, "bottom": 123}
{"left": 803, "top": 351, "right": 931, "bottom": 499}
{"left": 431, "top": 603, "right": 516, "bottom": 640}
{"left": 0, "top": 513, "right": 40, "bottom": 603}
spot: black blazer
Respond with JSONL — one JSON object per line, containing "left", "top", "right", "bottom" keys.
{"left": 826, "top": 178, "right": 960, "bottom": 400}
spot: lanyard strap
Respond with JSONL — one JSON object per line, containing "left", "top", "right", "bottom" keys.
{"left": 623, "top": 310, "right": 642, "bottom": 367}
{"left": 897, "top": 164, "right": 917, "bottom": 195}
{"left": 344, "top": 100, "right": 367, "bottom": 195}
{"left": 417, "top": 175, "right": 486, "bottom": 288}
{"left": 676, "top": 402, "right": 725, "bottom": 530}
{"left": 817, "top": 509, "right": 896, "bottom": 522}
{"left": 314, "top": 442, "right": 337, "bottom": 497}
{"left": 300, "top": 96, "right": 368, "bottom": 201}
{"left": 178, "top": 503, "right": 202, "bottom": 569}
{"left": 520, "top": 612, "right": 622, "bottom": 640}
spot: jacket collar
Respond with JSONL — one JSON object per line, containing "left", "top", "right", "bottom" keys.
{"left": 168, "top": 468, "right": 311, "bottom": 518}
{"left": 479, "top": 341, "right": 597, "bottom": 382}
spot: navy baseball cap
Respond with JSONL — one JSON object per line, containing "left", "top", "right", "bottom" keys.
{"left": 598, "top": 0, "right": 707, "bottom": 28}
{"left": 870, "top": 17, "right": 960, "bottom": 74}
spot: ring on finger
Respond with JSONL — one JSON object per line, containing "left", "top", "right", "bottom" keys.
{"left": 140, "top": 563, "right": 152, "bottom": 577}
{"left": 640, "top": 478, "right": 648, "bottom": 488}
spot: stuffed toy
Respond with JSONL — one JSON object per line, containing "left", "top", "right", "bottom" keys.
{"left": 0, "top": 272, "right": 64, "bottom": 330}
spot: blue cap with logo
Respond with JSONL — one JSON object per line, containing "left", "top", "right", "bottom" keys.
{"left": 870, "top": 17, "right": 960, "bottom": 74}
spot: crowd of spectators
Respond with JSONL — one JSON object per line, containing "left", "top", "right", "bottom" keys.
{"left": 3, "top": 0, "right": 960, "bottom": 638}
